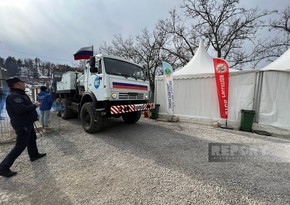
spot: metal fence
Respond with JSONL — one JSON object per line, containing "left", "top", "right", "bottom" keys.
{"left": 0, "top": 87, "right": 63, "bottom": 144}
{"left": 0, "top": 111, "right": 15, "bottom": 144}
{"left": 0, "top": 111, "right": 63, "bottom": 145}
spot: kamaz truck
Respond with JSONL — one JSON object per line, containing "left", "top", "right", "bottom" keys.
{"left": 55, "top": 54, "right": 154, "bottom": 133}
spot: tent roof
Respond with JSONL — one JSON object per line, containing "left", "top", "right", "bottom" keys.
{"left": 173, "top": 41, "right": 238, "bottom": 76}
{"left": 173, "top": 41, "right": 213, "bottom": 76}
{"left": 261, "top": 48, "right": 290, "bottom": 72}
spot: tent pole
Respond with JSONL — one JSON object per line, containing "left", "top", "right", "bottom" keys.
{"left": 220, "top": 118, "right": 233, "bottom": 129}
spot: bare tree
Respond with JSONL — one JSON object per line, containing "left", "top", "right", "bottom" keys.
{"left": 252, "top": 6, "right": 290, "bottom": 65}
{"left": 99, "top": 28, "right": 171, "bottom": 93}
{"left": 181, "top": 0, "right": 273, "bottom": 69}
{"left": 156, "top": 9, "right": 200, "bottom": 67}
{"left": 100, "top": 35, "right": 137, "bottom": 61}
{"left": 77, "top": 60, "right": 88, "bottom": 69}
{"left": 99, "top": 0, "right": 284, "bottom": 84}
{"left": 267, "top": 5, "right": 290, "bottom": 57}
{"left": 270, "top": 6, "right": 290, "bottom": 34}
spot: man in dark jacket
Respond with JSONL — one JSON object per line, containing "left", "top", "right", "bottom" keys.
{"left": 0, "top": 77, "right": 46, "bottom": 178}
{"left": 37, "top": 86, "right": 53, "bottom": 131}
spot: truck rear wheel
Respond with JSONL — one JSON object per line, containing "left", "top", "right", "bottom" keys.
{"left": 80, "top": 102, "right": 104, "bottom": 133}
{"left": 60, "top": 98, "right": 74, "bottom": 119}
{"left": 122, "top": 111, "right": 141, "bottom": 124}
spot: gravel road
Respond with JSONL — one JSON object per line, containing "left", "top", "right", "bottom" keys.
{"left": 1, "top": 113, "right": 290, "bottom": 205}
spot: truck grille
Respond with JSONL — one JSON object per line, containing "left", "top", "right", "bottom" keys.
{"left": 119, "top": 93, "right": 144, "bottom": 100}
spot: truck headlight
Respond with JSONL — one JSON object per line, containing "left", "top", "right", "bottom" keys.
{"left": 144, "top": 94, "right": 149, "bottom": 99}
{"left": 111, "top": 93, "right": 117, "bottom": 99}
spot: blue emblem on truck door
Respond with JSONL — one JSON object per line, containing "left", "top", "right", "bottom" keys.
{"left": 94, "top": 76, "right": 100, "bottom": 89}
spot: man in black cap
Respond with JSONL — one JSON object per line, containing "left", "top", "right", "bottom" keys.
{"left": 0, "top": 77, "right": 46, "bottom": 178}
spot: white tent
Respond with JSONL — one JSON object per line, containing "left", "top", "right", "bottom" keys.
{"left": 156, "top": 42, "right": 257, "bottom": 127}
{"left": 261, "top": 49, "right": 290, "bottom": 72}
{"left": 173, "top": 41, "right": 238, "bottom": 76}
{"left": 257, "top": 48, "right": 290, "bottom": 132}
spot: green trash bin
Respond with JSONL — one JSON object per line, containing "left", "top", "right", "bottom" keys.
{"left": 240, "top": 109, "right": 255, "bottom": 132}
{"left": 150, "top": 104, "right": 160, "bottom": 119}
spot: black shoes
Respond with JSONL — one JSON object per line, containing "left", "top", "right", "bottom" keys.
{"left": 0, "top": 153, "right": 47, "bottom": 177}
{"left": 0, "top": 168, "right": 17, "bottom": 178}
{"left": 30, "top": 153, "right": 47, "bottom": 162}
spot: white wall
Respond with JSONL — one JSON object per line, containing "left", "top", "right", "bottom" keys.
{"left": 258, "top": 71, "right": 290, "bottom": 131}
{"left": 156, "top": 70, "right": 257, "bottom": 127}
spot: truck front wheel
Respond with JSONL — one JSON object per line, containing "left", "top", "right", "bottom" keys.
{"left": 122, "top": 111, "right": 141, "bottom": 124}
{"left": 80, "top": 102, "right": 104, "bottom": 133}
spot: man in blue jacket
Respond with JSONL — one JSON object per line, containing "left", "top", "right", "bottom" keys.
{"left": 37, "top": 86, "right": 53, "bottom": 131}
{"left": 0, "top": 77, "right": 46, "bottom": 178}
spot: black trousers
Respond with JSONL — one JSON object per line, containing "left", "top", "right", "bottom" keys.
{"left": 0, "top": 125, "right": 39, "bottom": 170}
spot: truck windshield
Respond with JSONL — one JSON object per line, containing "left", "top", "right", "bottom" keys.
{"left": 104, "top": 58, "right": 146, "bottom": 80}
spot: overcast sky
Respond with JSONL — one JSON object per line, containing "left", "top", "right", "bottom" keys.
{"left": 0, "top": 0, "right": 289, "bottom": 66}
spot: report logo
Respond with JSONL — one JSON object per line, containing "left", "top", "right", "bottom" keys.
{"left": 208, "top": 143, "right": 269, "bottom": 162}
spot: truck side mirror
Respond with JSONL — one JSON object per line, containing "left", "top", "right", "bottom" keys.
{"left": 89, "top": 56, "right": 98, "bottom": 73}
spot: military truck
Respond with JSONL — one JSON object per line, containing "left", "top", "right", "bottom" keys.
{"left": 55, "top": 54, "right": 154, "bottom": 133}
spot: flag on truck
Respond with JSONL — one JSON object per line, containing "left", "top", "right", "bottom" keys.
{"left": 74, "top": 46, "right": 93, "bottom": 60}
{"left": 162, "top": 61, "right": 174, "bottom": 115}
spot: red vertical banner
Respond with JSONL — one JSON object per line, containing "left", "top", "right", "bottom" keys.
{"left": 213, "top": 58, "right": 229, "bottom": 119}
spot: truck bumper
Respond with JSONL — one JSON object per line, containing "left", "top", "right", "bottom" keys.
{"left": 110, "top": 103, "right": 155, "bottom": 114}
